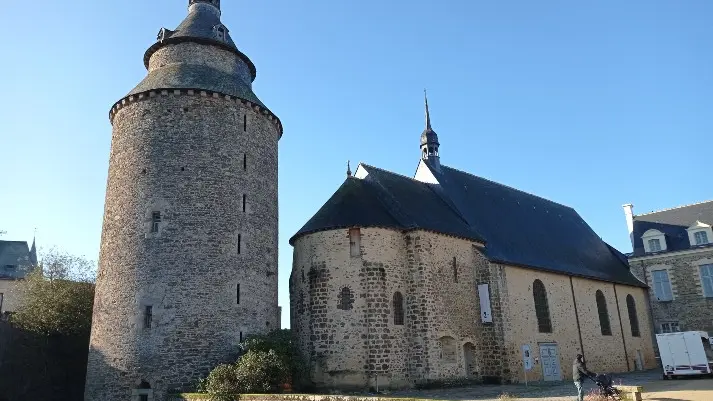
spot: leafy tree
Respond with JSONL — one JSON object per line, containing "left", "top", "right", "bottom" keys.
{"left": 11, "top": 247, "right": 96, "bottom": 336}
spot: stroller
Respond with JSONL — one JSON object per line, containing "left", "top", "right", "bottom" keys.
{"left": 591, "top": 373, "right": 622, "bottom": 400}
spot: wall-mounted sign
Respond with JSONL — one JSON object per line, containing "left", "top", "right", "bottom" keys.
{"left": 478, "top": 284, "right": 493, "bottom": 323}
{"left": 522, "top": 344, "right": 533, "bottom": 371}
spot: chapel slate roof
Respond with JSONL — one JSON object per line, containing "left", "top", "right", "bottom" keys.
{"left": 0, "top": 240, "right": 36, "bottom": 280}
{"left": 291, "top": 161, "right": 645, "bottom": 288}
{"left": 631, "top": 200, "right": 713, "bottom": 257}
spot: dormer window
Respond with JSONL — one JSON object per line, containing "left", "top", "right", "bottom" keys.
{"left": 214, "top": 25, "right": 227, "bottom": 41}
{"left": 642, "top": 229, "right": 667, "bottom": 253}
{"left": 649, "top": 239, "right": 662, "bottom": 252}
{"left": 686, "top": 221, "right": 712, "bottom": 247}
{"left": 695, "top": 231, "right": 709, "bottom": 245}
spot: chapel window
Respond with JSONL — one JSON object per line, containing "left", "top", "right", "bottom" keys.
{"left": 596, "top": 290, "right": 612, "bottom": 336}
{"left": 533, "top": 279, "right": 552, "bottom": 333}
{"left": 626, "top": 295, "right": 640, "bottom": 337}
{"left": 393, "top": 292, "right": 404, "bottom": 325}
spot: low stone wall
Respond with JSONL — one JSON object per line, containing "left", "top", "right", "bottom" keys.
{"left": 169, "top": 394, "right": 429, "bottom": 401}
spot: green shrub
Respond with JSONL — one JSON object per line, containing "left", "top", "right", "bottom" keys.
{"left": 234, "top": 350, "right": 289, "bottom": 393}
{"left": 206, "top": 364, "right": 240, "bottom": 401}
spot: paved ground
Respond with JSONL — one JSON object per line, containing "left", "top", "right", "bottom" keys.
{"left": 385, "top": 369, "right": 713, "bottom": 401}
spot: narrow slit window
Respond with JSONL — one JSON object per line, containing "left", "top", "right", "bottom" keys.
{"left": 393, "top": 292, "right": 404, "bottom": 325}
{"left": 242, "top": 194, "right": 246, "bottom": 212}
{"left": 150, "top": 211, "right": 161, "bottom": 233}
{"left": 144, "top": 306, "right": 153, "bottom": 329}
{"left": 243, "top": 114, "right": 247, "bottom": 132}
{"left": 243, "top": 154, "right": 247, "bottom": 170}
{"left": 239, "top": 331, "right": 243, "bottom": 342}
{"left": 236, "top": 284, "right": 240, "bottom": 304}
{"left": 453, "top": 257, "right": 458, "bottom": 283}
{"left": 238, "top": 234, "right": 242, "bottom": 254}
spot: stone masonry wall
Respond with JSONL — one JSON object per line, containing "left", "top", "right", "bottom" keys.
{"left": 0, "top": 280, "right": 21, "bottom": 313}
{"left": 629, "top": 249, "right": 713, "bottom": 336}
{"left": 291, "top": 228, "right": 489, "bottom": 390}
{"left": 500, "top": 266, "right": 656, "bottom": 383}
{"left": 85, "top": 41, "right": 280, "bottom": 401}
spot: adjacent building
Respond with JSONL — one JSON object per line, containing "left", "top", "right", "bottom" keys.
{"left": 0, "top": 239, "right": 37, "bottom": 315}
{"left": 84, "top": 1, "right": 282, "bottom": 400}
{"left": 623, "top": 201, "right": 713, "bottom": 336}
{"left": 289, "top": 97, "right": 656, "bottom": 390}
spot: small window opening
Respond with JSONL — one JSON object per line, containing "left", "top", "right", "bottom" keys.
{"left": 349, "top": 228, "right": 361, "bottom": 257}
{"left": 452, "top": 257, "right": 458, "bottom": 283}
{"left": 236, "top": 284, "right": 240, "bottom": 304}
{"left": 216, "top": 26, "right": 226, "bottom": 41}
{"left": 144, "top": 306, "right": 153, "bottom": 329}
{"left": 243, "top": 114, "right": 247, "bottom": 132}
{"left": 139, "top": 395, "right": 148, "bottom": 401}
{"left": 150, "top": 211, "right": 161, "bottom": 233}
{"left": 242, "top": 194, "right": 246, "bottom": 212}
{"left": 243, "top": 154, "right": 247, "bottom": 170}
{"left": 237, "top": 234, "right": 242, "bottom": 254}
{"left": 393, "top": 292, "right": 404, "bottom": 325}
{"left": 239, "top": 331, "right": 243, "bottom": 342}
{"left": 338, "top": 287, "right": 355, "bottom": 310}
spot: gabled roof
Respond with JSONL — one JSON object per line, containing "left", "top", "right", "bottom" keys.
{"left": 292, "top": 161, "right": 645, "bottom": 288}
{"left": 631, "top": 200, "right": 713, "bottom": 256}
{"left": 0, "top": 240, "right": 36, "bottom": 280}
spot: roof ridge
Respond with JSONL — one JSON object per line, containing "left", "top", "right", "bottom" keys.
{"left": 360, "top": 163, "right": 424, "bottom": 183}
{"left": 441, "top": 164, "right": 576, "bottom": 211}
{"left": 636, "top": 199, "right": 713, "bottom": 217}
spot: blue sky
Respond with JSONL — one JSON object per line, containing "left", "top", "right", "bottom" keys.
{"left": 1, "top": 0, "right": 711, "bottom": 329}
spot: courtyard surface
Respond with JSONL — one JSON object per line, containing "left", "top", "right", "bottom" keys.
{"left": 387, "top": 369, "right": 713, "bottom": 401}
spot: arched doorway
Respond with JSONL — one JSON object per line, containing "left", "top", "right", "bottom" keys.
{"left": 463, "top": 342, "right": 478, "bottom": 378}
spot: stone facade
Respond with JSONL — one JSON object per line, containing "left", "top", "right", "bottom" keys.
{"left": 629, "top": 248, "right": 713, "bottom": 335}
{"left": 290, "top": 227, "right": 656, "bottom": 390}
{"left": 0, "top": 280, "right": 21, "bottom": 314}
{"left": 84, "top": 4, "right": 280, "bottom": 401}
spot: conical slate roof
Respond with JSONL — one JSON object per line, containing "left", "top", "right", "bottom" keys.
{"left": 143, "top": 3, "right": 256, "bottom": 79}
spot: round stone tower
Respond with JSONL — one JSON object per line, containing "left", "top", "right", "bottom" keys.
{"left": 84, "top": 1, "right": 282, "bottom": 400}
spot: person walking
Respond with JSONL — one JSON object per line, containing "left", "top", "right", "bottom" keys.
{"left": 573, "top": 354, "right": 596, "bottom": 401}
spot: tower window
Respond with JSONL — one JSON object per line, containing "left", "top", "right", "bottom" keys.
{"left": 238, "top": 234, "right": 242, "bottom": 254}
{"left": 236, "top": 284, "right": 240, "bottom": 304}
{"left": 150, "top": 211, "right": 161, "bottom": 233}
{"left": 215, "top": 25, "right": 226, "bottom": 41}
{"left": 242, "top": 194, "right": 246, "bottom": 212}
{"left": 239, "top": 331, "right": 243, "bottom": 342}
{"left": 453, "top": 257, "right": 458, "bottom": 283}
{"left": 243, "top": 114, "right": 247, "bottom": 132}
{"left": 140, "top": 395, "right": 148, "bottom": 401}
{"left": 243, "top": 154, "right": 247, "bottom": 170}
{"left": 144, "top": 306, "right": 153, "bottom": 329}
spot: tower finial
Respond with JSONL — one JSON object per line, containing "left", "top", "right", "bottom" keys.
{"left": 347, "top": 161, "right": 352, "bottom": 177}
{"left": 424, "top": 89, "right": 431, "bottom": 130}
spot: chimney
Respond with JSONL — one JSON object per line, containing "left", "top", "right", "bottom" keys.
{"left": 622, "top": 204, "right": 635, "bottom": 249}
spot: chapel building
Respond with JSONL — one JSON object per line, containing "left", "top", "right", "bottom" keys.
{"left": 289, "top": 96, "right": 656, "bottom": 390}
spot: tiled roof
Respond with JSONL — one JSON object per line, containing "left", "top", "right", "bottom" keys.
{"left": 291, "top": 161, "right": 645, "bottom": 288}
{"left": 631, "top": 200, "right": 713, "bottom": 257}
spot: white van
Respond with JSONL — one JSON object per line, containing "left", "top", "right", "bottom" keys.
{"left": 656, "top": 331, "right": 713, "bottom": 379}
